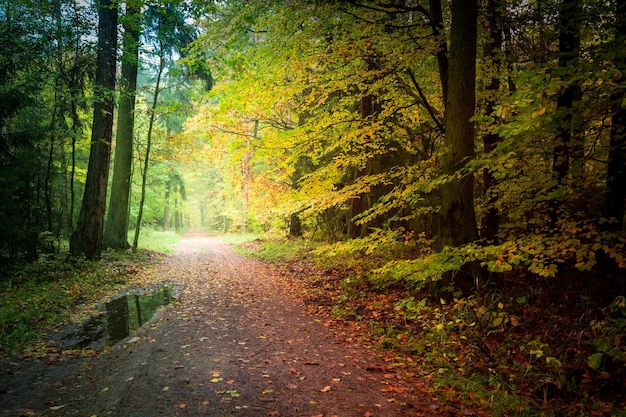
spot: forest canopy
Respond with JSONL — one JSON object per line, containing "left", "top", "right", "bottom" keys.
{"left": 1, "top": 0, "right": 625, "bottom": 283}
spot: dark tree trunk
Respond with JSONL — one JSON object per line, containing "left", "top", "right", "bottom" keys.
{"left": 429, "top": 0, "right": 448, "bottom": 103}
{"left": 70, "top": 0, "right": 117, "bottom": 259}
{"left": 603, "top": 0, "right": 626, "bottom": 231}
{"left": 288, "top": 212, "right": 302, "bottom": 238}
{"left": 104, "top": 0, "right": 141, "bottom": 250}
{"left": 347, "top": 53, "right": 377, "bottom": 239}
{"left": 552, "top": 0, "right": 582, "bottom": 225}
{"left": 481, "top": 0, "right": 503, "bottom": 243}
{"left": 438, "top": 0, "right": 481, "bottom": 290}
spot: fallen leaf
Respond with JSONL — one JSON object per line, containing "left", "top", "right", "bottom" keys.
{"left": 49, "top": 405, "right": 66, "bottom": 411}
{"left": 179, "top": 403, "right": 187, "bottom": 409}
{"left": 162, "top": 386, "right": 170, "bottom": 392}
{"left": 320, "top": 385, "right": 331, "bottom": 392}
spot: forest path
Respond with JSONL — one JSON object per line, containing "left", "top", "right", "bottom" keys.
{"left": 1, "top": 231, "right": 446, "bottom": 417}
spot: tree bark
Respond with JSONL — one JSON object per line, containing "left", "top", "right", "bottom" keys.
{"left": 70, "top": 0, "right": 117, "bottom": 259}
{"left": 481, "top": 0, "right": 503, "bottom": 243}
{"left": 104, "top": 0, "right": 141, "bottom": 250}
{"left": 551, "top": 0, "right": 582, "bottom": 225}
{"left": 603, "top": 0, "right": 626, "bottom": 231}
{"left": 429, "top": 0, "right": 448, "bottom": 104}
{"left": 438, "top": 0, "right": 481, "bottom": 289}
{"left": 133, "top": 49, "right": 165, "bottom": 250}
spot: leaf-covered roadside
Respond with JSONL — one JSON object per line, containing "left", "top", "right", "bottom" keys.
{"left": 239, "top": 238, "right": 626, "bottom": 417}
{"left": 0, "top": 250, "right": 164, "bottom": 353}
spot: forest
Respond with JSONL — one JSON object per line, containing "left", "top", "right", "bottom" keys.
{"left": 1, "top": 0, "right": 625, "bottom": 415}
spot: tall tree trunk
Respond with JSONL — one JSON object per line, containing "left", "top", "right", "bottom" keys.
{"left": 603, "top": 0, "right": 626, "bottom": 231}
{"left": 438, "top": 0, "right": 481, "bottom": 289}
{"left": 429, "top": 0, "right": 448, "bottom": 104}
{"left": 348, "top": 50, "right": 377, "bottom": 239}
{"left": 70, "top": 0, "right": 117, "bottom": 259}
{"left": 163, "top": 184, "right": 170, "bottom": 231}
{"left": 481, "top": 0, "right": 503, "bottom": 243}
{"left": 133, "top": 50, "right": 165, "bottom": 250}
{"left": 68, "top": 86, "right": 82, "bottom": 232}
{"left": 174, "top": 197, "right": 180, "bottom": 231}
{"left": 104, "top": 0, "right": 141, "bottom": 250}
{"left": 241, "top": 119, "right": 257, "bottom": 235}
{"left": 552, "top": 0, "right": 582, "bottom": 224}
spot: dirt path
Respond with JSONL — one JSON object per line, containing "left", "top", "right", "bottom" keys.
{"left": 1, "top": 232, "right": 447, "bottom": 417}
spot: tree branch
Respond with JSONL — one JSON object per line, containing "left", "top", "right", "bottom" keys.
{"left": 405, "top": 67, "right": 445, "bottom": 133}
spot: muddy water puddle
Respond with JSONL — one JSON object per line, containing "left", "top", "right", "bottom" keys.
{"left": 53, "top": 286, "right": 174, "bottom": 349}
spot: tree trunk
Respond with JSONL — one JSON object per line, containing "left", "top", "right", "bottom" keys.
{"left": 133, "top": 50, "right": 165, "bottom": 250}
{"left": 481, "top": 0, "right": 503, "bottom": 243}
{"left": 438, "top": 0, "right": 481, "bottom": 289}
{"left": 429, "top": 0, "right": 448, "bottom": 103}
{"left": 288, "top": 212, "right": 302, "bottom": 238}
{"left": 347, "top": 52, "right": 377, "bottom": 239}
{"left": 104, "top": 0, "right": 141, "bottom": 250}
{"left": 70, "top": 0, "right": 117, "bottom": 259}
{"left": 163, "top": 185, "right": 170, "bottom": 231}
{"left": 552, "top": 0, "right": 582, "bottom": 224}
{"left": 603, "top": 0, "right": 626, "bottom": 231}
{"left": 174, "top": 197, "right": 180, "bottom": 231}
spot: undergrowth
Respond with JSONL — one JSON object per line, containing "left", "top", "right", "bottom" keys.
{"left": 237, "top": 238, "right": 626, "bottom": 417}
{"left": 0, "top": 249, "right": 163, "bottom": 354}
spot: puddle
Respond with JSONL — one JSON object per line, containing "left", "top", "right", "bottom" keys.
{"left": 53, "top": 286, "right": 174, "bottom": 349}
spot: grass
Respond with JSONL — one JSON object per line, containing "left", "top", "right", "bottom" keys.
{"left": 0, "top": 251, "right": 152, "bottom": 352}
{"left": 214, "top": 232, "right": 264, "bottom": 245}
{"left": 233, "top": 238, "right": 312, "bottom": 262}
{"left": 0, "top": 229, "right": 181, "bottom": 353}
{"left": 132, "top": 228, "right": 183, "bottom": 253}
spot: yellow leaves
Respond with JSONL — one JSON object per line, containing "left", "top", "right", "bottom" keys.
{"left": 531, "top": 106, "right": 546, "bottom": 119}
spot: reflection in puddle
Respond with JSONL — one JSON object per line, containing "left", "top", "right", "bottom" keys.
{"left": 105, "top": 286, "right": 173, "bottom": 343}
{"left": 56, "top": 286, "right": 173, "bottom": 349}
